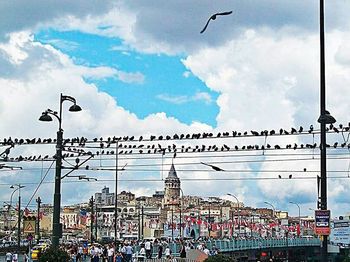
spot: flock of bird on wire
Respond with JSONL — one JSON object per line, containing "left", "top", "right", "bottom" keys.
{"left": 0, "top": 123, "right": 349, "bottom": 167}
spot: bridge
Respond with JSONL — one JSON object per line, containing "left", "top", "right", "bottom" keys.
{"left": 134, "top": 237, "right": 321, "bottom": 260}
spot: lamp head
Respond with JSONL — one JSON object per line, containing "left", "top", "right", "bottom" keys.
{"left": 318, "top": 110, "right": 336, "bottom": 124}
{"left": 69, "top": 104, "right": 82, "bottom": 112}
{"left": 10, "top": 185, "right": 14, "bottom": 189}
{"left": 39, "top": 112, "right": 53, "bottom": 122}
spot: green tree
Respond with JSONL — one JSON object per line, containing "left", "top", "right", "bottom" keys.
{"left": 38, "top": 247, "right": 70, "bottom": 262}
{"left": 204, "top": 254, "right": 232, "bottom": 262}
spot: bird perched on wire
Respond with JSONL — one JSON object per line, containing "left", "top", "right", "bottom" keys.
{"left": 200, "top": 11, "right": 233, "bottom": 34}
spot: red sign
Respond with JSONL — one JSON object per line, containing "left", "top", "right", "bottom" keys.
{"left": 315, "top": 210, "right": 331, "bottom": 235}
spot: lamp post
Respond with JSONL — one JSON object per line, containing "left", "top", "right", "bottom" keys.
{"left": 264, "top": 201, "right": 276, "bottom": 237}
{"left": 39, "top": 93, "right": 82, "bottom": 248}
{"left": 114, "top": 142, "right": 118, "bottom": 243}
{"left": 179, "top": 188, "right": 184, "bottom": 238}
{"left": 227, "top": 193, "right": 240, "bottom": 236}
{"left": 318, "top": 1, "right": 336, "bottom": 261}
{"left": 289, "top": 201, "right": 301, "bottom": 236}
{"left": 35, "top": 197, "right": 41, "bottom": 244}
{"left": 264, "top": 201, "right": 275, "bottom": 218}
{"left": 10, "top": 184, "right": 25, "bottom": 257}
{"left": 208, "top": 199, "right": 211, "bottom": 238}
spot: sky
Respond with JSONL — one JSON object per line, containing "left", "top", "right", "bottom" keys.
{"left": 1, "top": 1, "right": 350, "bottom": 218}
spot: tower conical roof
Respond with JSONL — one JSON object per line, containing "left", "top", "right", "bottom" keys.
{"left": 167, "top": 163, "right": 178, "bottom": 178}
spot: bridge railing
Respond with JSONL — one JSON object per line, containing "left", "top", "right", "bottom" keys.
{"left": 133, "top": 237, "right": 321, "bottom": 257}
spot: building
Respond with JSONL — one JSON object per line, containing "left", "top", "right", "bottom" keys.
{"left": 95, "top": 186, "right": 114, "bottom": 206}
{"left": 163, "top": 164, "right": 181, "bottom": 207}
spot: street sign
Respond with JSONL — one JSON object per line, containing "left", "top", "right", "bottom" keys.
{"left": 330, "top": 220, "right": 350, "bottom": 246}
{"left": 315, "top": 210, "right": 331, "bottom": 235}
{"left": 24, "top": 220, "right": 35, "bottom": 233}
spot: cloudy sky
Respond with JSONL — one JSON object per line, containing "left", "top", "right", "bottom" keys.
{"left": 1, "top": 0, "right": 350, "bottom": 218}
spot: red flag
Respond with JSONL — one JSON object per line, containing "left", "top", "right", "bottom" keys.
{"left": 296, "top": 224, "right": 300, "bottom": 236}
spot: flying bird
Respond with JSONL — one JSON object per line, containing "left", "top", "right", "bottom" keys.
{"left": 200, "top": 11, "right": 233, "bottom": 34}
{"left": 201, "top": 162, "right": 225, "bottom": 171}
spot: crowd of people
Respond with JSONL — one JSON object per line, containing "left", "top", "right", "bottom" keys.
{"left": 59, "top": 237, "right": 221, "bottom": 262}
{"left": 18, "top": 234, "right": 307, "bottom": 261}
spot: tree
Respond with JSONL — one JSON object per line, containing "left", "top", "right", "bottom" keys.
{"left": 38, "top": 247, "right": 70, "bottom": 262}
{"left": 204, "top": 254, "right": 232, "bottom": 262}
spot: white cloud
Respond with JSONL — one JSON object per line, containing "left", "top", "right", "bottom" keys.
{"left": 157, "top": 92, "right": 212, "bottom": 105}
{"left": 183, "top": 71, "right": 191, "bottom": 78}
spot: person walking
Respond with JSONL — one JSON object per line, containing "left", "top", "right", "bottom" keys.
{"left": 164, "top": 246, "right": 171, "bottom": 259}
{"left": 144, "top": 239, "right": 152, "bottom": 259}
{"left": 5, "top": 251, "right": 12, "bottom": 262}
{"left": 138, "top": 245, "right": 146, "bottom": 261}
{"left": 107, "top": 245, "right": 114, "bottom": 262}
{"left": 157, "top": 244, "right": 163, "bottom": 259}
{"left": 180, "top": 242, "right": 186, "bottom": 258}
{"left": 12, "top": 253, "right": 18, "bottom": 262}
{"left": 125, "top": 242, "right": 133, "bottom": 262}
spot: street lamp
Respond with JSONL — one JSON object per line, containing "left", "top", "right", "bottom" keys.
{"left": 179, "top": 188, "right": 184, "bottom": 238}
{"left": 318, "top": 1, "right": 336, "bottom": 261}
{"left": 227, "top": 193, "right": 241, "bottom": 236}
{"left": 264, "top": 201, "right": 276, "bottom": 238}
{"left": 264, "top": 201, "right": 275, "bottom": 218}
{"left": 289, "top": 201, "right": 301, "bottom": 236}
{"left": 10, "top": 184, "right": 25, "bottom": 257}
{"left": 39, "top": 93, "right": 82, "bottom": 248}
{"left": 207, "top": 199, "right": 212, "bottom": 238}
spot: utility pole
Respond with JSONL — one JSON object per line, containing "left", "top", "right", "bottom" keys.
{"left": 318, "top": 1, "right": 336, "bottom": 261}
{"left": 141, "top": 205, "right": 144, "bottom": 240}
{"left": 114, "top": 142, "right": 118, "bottom": 243}
{"left": 36, "top": 197, "right": 41, "bottom": 244}
{"left": 138, "top": 208, "right": 141, "bottom": 240}
{"left": 17, "top": 189, "right": 21, "bottom": 257}
{"left": 39, "top": 94, "right": 82, "bottom": 248}
{"left": 95, "top": 203, "right": 98, "bottom": 241}
{"left": 171, "top": 205, "right": 174, "bottom": 241}
{"left": 220, "top": 207, "right": 223, "bottom": 238}
{"left": 208, "top": 202, "right": 211, "bottom": 238}
{"left": 89, "top": 196, "right": 94, "bottom": 244}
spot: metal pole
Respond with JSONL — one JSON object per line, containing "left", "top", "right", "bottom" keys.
{"left": 228, "top": 194, "right": 240, "bottom": 236}
{"left": 289, "top": 202, "right": 301, "bottom": 236}
{"left": 90, "top": 196, "right": 94, "bottom": 244}
{"left": 138, "top": 208, "right": 141, "bottom": 240}
{"left": 264, "top": 202, "right": 276, "bottom": 237}
{"left": 171, "top": 205, "right": 174, "bottom": 241}
{"left": 9, "top": 188, "right": 19, "bottom": 231}
{"left": 36, "top": 197, "right": 41, "bottom": 244}
{"left": 179, "top": 188, "right": 184, "bottom": 238}
{"left": 52, "top": 128, "right": 63, "bottom": 248}
{"left": 141, "top": 205, "right": 144, "bottom": 240}
{"left": 220, "top": 206, "right": 223, "bottom": 238}
{"left": 319, "top": 0, "right": 328, "bottom": 261}
{"left": 208, "top": 201, "right": 211, "bottom": 238}
{"left": 17, "top": 187, "right": 21, "bottom": 257}
{"left": 114, "top": 142, "right": 118, "bottom": 242}
{"left": 95, "top": 203, "right": 98, "bottom": 241}
{"left": 298, "top": 206, "right": 301, "bottom": 236}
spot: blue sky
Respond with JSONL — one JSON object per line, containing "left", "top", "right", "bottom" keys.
{"left": 35, "top": 29, "right": 219, "bottom": 126}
